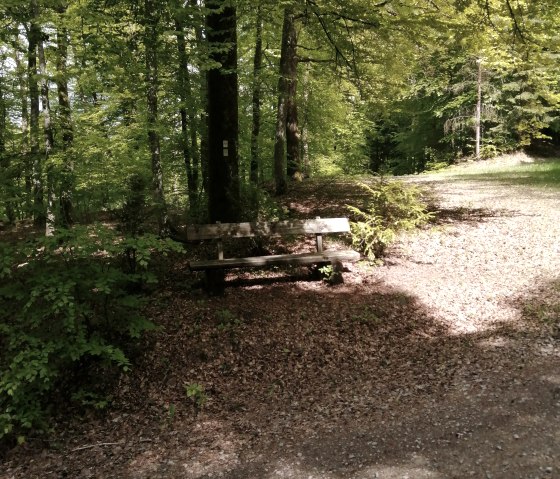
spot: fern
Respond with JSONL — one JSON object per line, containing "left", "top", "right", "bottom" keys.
{"left": 348, "top": 179, "right": 433, "bottom": 260}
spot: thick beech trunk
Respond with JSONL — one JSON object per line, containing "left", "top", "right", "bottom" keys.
{"left": 205, "top": 0, "right": 239, "bottom": 293}
{"left": 206, "top": 0, "right": 239, "bottom": 223}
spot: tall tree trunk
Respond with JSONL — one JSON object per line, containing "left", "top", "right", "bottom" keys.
{"left": 12, "top": 39, "right": 31, "bottom": 212}
{"left": 0, "top": 70, "right": 15, "bottom": 223}
{"left": 206, "top": 0, "right": 239, "bottom": 293}
{"left": 273, "top": 7, "right": 296, "bottom": 195}
{"left": 475, "top": 58, "right": 482, "bottom": 159}
{"left": 144, "top": 0, "right": 168, "bottom": 236}
{"left": 192, "top": 0, "right": 209, "bottom": 193}
{"left": 301, "top": 63, "right": 310, "bottom": 177}
{"left": 28, "top": 0, "right": 43, "bottom": 226}
{"left": 250, "top": 2, "right": 263, "bottom": 186}
{"left": 175, "top": 15, "right": 199, "bottom": 207}
{"left": 206, "top": 0, "right": 239, "bottom": 223}
{"left": 56, "top": 11, "right": 74, "bottom": 227}
{"left": 284, "top": 11, "right": 300, "bottom": 179}
{"left": 38, "top": 38, "right": 55, "bottom": 236}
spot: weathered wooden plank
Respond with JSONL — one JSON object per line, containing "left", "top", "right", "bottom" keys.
{"left": 188, "top": 250, "right": 360, "bottom": 271}
{"left": 186, "top": 218, "right": 351, "bottom": 240}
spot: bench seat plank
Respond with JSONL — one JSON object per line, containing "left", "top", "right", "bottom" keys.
{"left": 187, "top": 218, "right": 351, "bottom": 240}
{"left": 189, "top": 250, "right": 360, "bottom": 271}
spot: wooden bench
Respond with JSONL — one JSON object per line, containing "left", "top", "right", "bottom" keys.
{"left": 186, "top": 217, "right": 360, "bottom": 274}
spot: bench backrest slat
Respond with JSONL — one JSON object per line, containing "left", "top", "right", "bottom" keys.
{"left": 186, "top": 217, "right": 351, "bottom": 241}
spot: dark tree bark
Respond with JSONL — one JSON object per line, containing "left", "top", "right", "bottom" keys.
{"left": 144, "top": 0, "right": 168, "bottom": 236}
{"left": 250, "top": 2, "right": 263, "bottom": 186}
{"left": 205, "top": 0, "right": 239, "bottom": 293}
{"left": 206, "top": 0, "right": 239, "bottom": 223}
{"left": 273, "top": 6, "right": 297, "bottom": 195}
{"left": 175, "top": 14, "right": 199, "bottom": 207}
{"left": 56, "top": 12, "right": 74, "bottom": 226}
{"left": 28, "top": 0, "right": 43, "bottom": 226}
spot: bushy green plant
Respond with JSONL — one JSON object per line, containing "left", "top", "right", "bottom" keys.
{"left": 185, "top": 383, "right": 207, "bottom": 411}
{"left": 348, "top": 179, "right": 433, "bottom": 260}
{"left": 0, "top": 225, "right": 183, "bottom": 442}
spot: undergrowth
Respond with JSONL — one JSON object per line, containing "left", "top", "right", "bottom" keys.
{"left": 0, "top": 225, "right": 184, "bottom": 444}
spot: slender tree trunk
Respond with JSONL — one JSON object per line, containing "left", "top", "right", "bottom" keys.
{"left": 28, "top": 0, "right": 43, "bottom": 226}
{"left": 38, "top": 38, "right": 55, "bottom": 236}
{"left": 56, "top": 13, "right": 74, "bottom": 226}
{"left": 0, "top": 71, "right": 14, "bottom": 223}
{"left": 475, "top": 58, "right": 482, "bottom": 159}
{"left": 144, "top": 0, "right": 168, "bottom": 236}
{"left": 273, "top": 8, "right": 295, "bottom": 195}
{"left": 301, "top": 64, "right": 310, "bottom": 177}
{"left": 284, "top": 11, "right": 300, "bottom": 179}
{"left": 192, "top": 0, "right": 209, "bottom": 193}
{"left": 12, "top": 40, "right": 31, "bottom": 212}
{"left": 175, "top": 16, "right": 199, "bottom": 207}
{"left": 250, "top": 2, "right": 263, "bottom": 186}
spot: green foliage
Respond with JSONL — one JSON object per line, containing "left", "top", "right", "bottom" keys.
{"left": 348, "top": 179, "right": 433, "bottom": 260}
{"left": 184, "top": 383, "right": 207, "bottom": 410}
{"left": 0, "top": 225, "right": 184, "bottom": 441}
{"left": 318, "top": 264, "right": 334, "bottom": 280}
{"left": 318, "top": 264, "right": 343, "bottom": 285}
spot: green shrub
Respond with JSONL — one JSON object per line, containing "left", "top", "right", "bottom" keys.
{"left": 348, "top": 179, "right": 433, "bottom": 260}
{"left": 0, "top": 225, "right": 183, "bottom": 442}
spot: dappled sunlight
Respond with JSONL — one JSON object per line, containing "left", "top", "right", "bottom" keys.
{"left": 246, "top": 456, "right": 443, "bottom": 479}
{"left": 5, "top": 159, "right": 560, "bottom": 477}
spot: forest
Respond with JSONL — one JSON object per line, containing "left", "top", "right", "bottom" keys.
{"left": 1, "top": 0, "right": 560, "bottom": 459}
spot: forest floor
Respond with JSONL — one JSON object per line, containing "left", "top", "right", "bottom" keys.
{"left": 2, "top": 153, "right": 560, "bottom": 479}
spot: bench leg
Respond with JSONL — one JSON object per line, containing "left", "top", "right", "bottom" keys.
{"left": 205, "top": 269, "right": 226, "bottom": 295}
{"left": 330, "top": 259, "right": 344, "bottom": 284}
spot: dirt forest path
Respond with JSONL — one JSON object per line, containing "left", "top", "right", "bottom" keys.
{"left": 2, "top": 156, "right": 560, "bottom": 479}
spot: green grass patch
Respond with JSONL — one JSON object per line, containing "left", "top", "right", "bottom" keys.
{"left": 446, "top": 158, "right": 560, "bottom": 189}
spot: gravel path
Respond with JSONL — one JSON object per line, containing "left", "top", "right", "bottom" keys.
{"left": 377, "top": 167, "right": 560, "bottom": 335}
